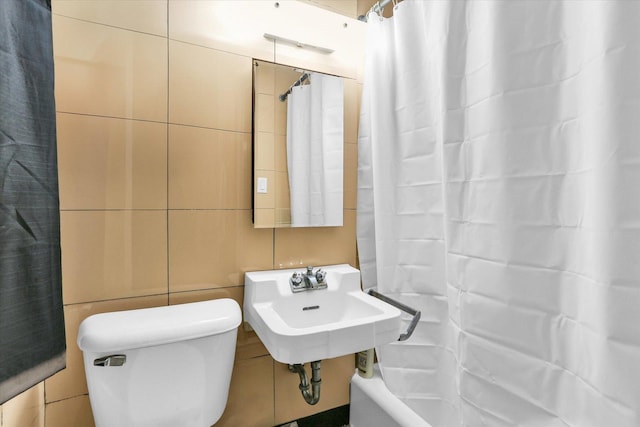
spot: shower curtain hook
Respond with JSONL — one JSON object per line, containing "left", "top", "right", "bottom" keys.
{"left": 391, "top": 0, "right": 398, "bottom": 10}
{"left": 376, "top": 1, "right": 383, "bottom": 21}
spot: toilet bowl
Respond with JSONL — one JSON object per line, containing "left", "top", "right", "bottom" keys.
{"left": 77, "top": 298, "right": 241, "bottom": 427}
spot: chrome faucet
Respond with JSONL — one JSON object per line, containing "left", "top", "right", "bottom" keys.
{"left": 304, "top": 266, "right": 319, "bottom": 289}
{"left": 290, "top": 266, "right": 328, "bottom": 292}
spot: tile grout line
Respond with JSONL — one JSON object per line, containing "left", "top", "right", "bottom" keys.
{"left": 60, "top": 208, "right": 253, "bottom": 212}
{"left": 44, "top": 393, "right": 89, "bottom": 406}
{"left": 55, "top": 110, "right": 166, "bottom": 125}
{"left": 271, "top": 38, "right": 278, "bottom": 424}
{"left": 52, "top": 12, "right": 166, "bottom": 39}
{"left": 65, "top": 292, "right": 170, "bottom": 307}
{"left": 272, "top": 51, "right": 279, "bottom": 270}
{"left": 166, "top": 0, "right": 171, "bottom": 305}
{"left": 168, "top": 37, "right": 260, "bottom": 63}
{"left": 166, "top": 0, "right": 170, "bottom": 306}
{"left": 57, "top": 110, "right": 252, "bottom": 135}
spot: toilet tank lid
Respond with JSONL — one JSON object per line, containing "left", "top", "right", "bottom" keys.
{"left": 77, "top": 298, "right": 241, "bottom": 353}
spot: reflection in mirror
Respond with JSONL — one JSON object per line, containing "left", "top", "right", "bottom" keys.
{"left": 253, "top": 60, "right": 344, "bottom": 228}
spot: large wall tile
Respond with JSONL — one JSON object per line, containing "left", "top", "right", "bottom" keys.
{"left": 168, "top": 287, "right": 268, "bottom": 361}
{"left": 274, "top": 209, "right": 357, "bottom": 268}
{"left": 274, "top": 354, "right": 354, "bottom": 425}
{"left": 344, "top": 78, "right": 359, "bottom": 143}
{"left": 169, "top": 210, "right": 273, "bottom": 292}
{"left": 53, "top": 16, "right": 167, "bottom": 122}
{"left": 216, "top": 356, "right": 275, "bottom": 427}
{"left": 255, "top": 93, "right": 275, "bottom": 133}
{"left": 298, "top": 0, "right": 358, "bottom": 18}
{"left": 168, "top": 125, "right": 251, "bottom": 209}
{"left": 169, "top": 41, "right": 251, "bottom": 132}
{"left": 275, "top": 171, "right": 290, "bottom": 211}
{"left": 344, "top": 142, "right": 357, "bottom": 210}
{"left": 1, "top": 383, "right": 44, "bottom": 427}
{"left": 44, "top": 395, "right": 94, "bottom": 427}
{"left": 57, "top": 114, "right": 167, "bottom": 210}
{"left": 168, "top": 0, "right": 274, "bottom": 61}
{"left": 44, "top": 296, "right": 167, "bottom": 404}
{"left": 255, "top": 132, "right": 275, "bottom": 171}
{"left": 52, "top": 0, "right": 167, "bottom": 37}
{"left": 254, "top": 209, "right": 276, "bottom": 229}
{"left": 60, "top": 211, "right": 168, "bottom": 304}
{"left": 275, "top": 135, "right": 287, "bottom": 173}
{"left": 274, "top": 135, "right": 289, "bottom": 172}
{"left": 254, "top": 60, "right": 275, "bottom": 95}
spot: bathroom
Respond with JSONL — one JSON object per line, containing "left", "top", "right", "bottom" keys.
{"left": 1, "top": 1, "right": 363, "bottom": 425}
{"left": 1, "top": 0, "right": 640, "bottom": 426}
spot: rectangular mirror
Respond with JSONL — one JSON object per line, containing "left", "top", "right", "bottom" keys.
{"left": 253, "top": 60, "right": 344, "bottom": 228}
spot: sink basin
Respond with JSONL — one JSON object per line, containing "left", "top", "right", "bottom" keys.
{"left": 244, "top": 264, "right": 402, "bottom": 364}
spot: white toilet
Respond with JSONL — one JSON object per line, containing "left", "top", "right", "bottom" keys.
{"left": 77, "top": 298, "right": 241, "bottom": 427}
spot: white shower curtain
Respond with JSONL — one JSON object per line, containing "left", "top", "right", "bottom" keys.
{"left": 287, "top": 72, "right": 343, "bottom": 227}
{"left": 357, "top": 1, "right": 640, "bottom": 426}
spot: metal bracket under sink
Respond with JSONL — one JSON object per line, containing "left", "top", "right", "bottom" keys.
{"left": 367, "top": 290, "right": 421, "bottom": 341}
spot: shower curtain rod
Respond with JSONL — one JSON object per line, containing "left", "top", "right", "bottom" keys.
{"left": 279, "top": 72, "right": 310, "bottom": 102}
{"left": 358, "top": 0, "right": 395, "bottom": 22}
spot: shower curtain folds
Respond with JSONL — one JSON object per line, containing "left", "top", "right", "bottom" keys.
{"left": 287, "top": 72, "right": 344, "bottom": 227}
{"left": 0, "top": 0, "right": 65, "bottom": 404}
{"left": 357, "top": 1, "right": 640, "bottom": 426}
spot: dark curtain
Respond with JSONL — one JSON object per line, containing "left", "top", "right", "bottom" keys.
{"left": 0, "top": 0, "right": 65, "bottom": 403}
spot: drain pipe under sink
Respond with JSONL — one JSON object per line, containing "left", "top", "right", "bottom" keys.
{"left": 288, "top": 361, "right": 322, "bottom": 405}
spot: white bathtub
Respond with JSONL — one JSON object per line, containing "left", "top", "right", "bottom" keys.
{"left": 349, "top": 365, "right": 432, "bottom": 427}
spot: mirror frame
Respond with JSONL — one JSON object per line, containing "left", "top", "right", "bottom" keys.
{"left": 252, "top": 59, "right": 347, "bottom": 229}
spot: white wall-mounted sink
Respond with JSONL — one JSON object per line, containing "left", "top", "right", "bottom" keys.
{"left": 244, "top": 264, "right": 402, "bottom": 364}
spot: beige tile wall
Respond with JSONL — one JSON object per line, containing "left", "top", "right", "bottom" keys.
{"left": 299, "top": 0, "right": 358, "bottom": 18}
{"left": 253, "top": 60, "right": 301, "bottom": 228}
{"left": 0, "top": 1, "right": 362, "bottom": 426}
{"left": 254, "top": 61, "right": 360, "bottom": 228}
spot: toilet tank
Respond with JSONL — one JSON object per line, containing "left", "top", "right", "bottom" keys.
{"left": 77, "top": 299, "right": 241, "bottom": 427}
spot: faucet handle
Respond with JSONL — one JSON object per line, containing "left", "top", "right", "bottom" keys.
{"left": 307, "top": 266, "right": 314, "bottom": 275}
{"left": 315, "top": 269, "right": 326, "bottom": 283}
{"left": 291, "top": 272, "right": 303, "bottom": 286}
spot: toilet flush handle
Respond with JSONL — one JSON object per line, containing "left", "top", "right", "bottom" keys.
{"left": 94, "top": 354, "right": 127, "bottom": 367}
